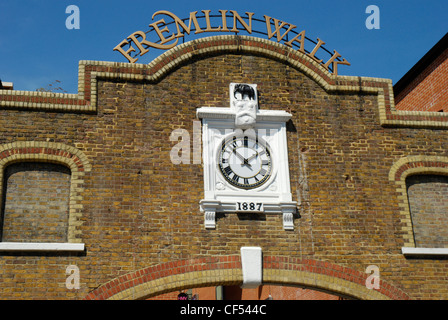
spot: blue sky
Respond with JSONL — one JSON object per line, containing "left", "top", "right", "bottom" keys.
{"left": 0, "top": 0, "right": 446, "bottom": 93}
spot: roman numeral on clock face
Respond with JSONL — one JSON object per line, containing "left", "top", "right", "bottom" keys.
{"left": 232, "top": 136, "right": 238, "bottom": 149}
{"left": 224, "top": 166, "right": 232, "bottom": 175}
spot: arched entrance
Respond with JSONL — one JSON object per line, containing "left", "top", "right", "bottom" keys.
{"left": 148, "top": 284, "right": 347, "bottom": 300}
{"left": 84, "top": 256, "right": 410, "bottom": 300}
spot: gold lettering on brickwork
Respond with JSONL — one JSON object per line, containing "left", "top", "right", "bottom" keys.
{"left": 114, "top": 9, "right": 350, "bottom": 75}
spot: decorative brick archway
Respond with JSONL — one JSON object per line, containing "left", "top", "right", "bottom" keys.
{"left": 84, "top": 256, "right": 410, "bottom": 300}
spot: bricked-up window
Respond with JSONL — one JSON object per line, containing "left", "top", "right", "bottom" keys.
{"left": 406, "top": 174, "right": 448, "bottom": 248}
{"left": 0, "top": 162, "right": 71, "bottom": 243}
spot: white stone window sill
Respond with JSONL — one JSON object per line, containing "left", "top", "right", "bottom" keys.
{"left": 402, "top": 247, "right": 448, "bottom": 257}
{"left": 0, "top": 242, "right": 85, "bottom": 252}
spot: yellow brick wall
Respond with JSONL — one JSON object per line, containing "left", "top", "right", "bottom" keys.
{"left": 0, "top": 36, "right": 447, "bottom": 300}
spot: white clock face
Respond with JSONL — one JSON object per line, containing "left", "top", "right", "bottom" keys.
{"left": 218, "top": 135, "right": 272, "bottom": 189}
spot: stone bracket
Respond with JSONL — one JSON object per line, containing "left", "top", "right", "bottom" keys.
{"left": 200, "top": 200, "right": 297, "bottom": 230}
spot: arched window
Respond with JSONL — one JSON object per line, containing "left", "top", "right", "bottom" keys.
{"left": 406, "top": 174, "right": 448, "bottom": 248}
{"left": 389, "top": 156, "right": 448, "bottom": 256}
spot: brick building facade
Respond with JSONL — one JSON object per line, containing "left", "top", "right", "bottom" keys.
{"left": 0, "top": 34, "right": 447, "bottom": 300}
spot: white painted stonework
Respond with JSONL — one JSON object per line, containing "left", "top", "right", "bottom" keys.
{"left": 0, "top": 242, "right": 85, "bottom": 252}
{"left": 197, "top": 83, "right": 297, "bottom": 230}
{"left": 240, "top": 246, "right": 262, "bottom": 289}
{"left": 401, "top": 247, "right": 448, "bottom": 256}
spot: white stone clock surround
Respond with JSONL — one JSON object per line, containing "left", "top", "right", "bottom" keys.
{"left": 197, "top": 86, "right": 297, "bottom": 230}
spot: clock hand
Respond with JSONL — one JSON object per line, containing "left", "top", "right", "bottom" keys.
{"left": 233, "top": 149, "right": 252, "bottom": 167}
{"left": 232, "top": 148, "right": 245, "bottom": 161}
{"left": 246, "top": 151, "right": 259, "bottom": 163}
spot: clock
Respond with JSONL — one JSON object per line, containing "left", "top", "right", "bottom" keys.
{"left": 197, "top": 82, "right": 297, "bottom": 230}
{"left": 218, "top": 135, "right": 272, "bottom": 189}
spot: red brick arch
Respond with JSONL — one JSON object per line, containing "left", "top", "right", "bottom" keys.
{"left": 84, "top": 256, "right": 410, "bottom": 300}
{"left": 0, "top": 145, "right": 87, "bottom": 172}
